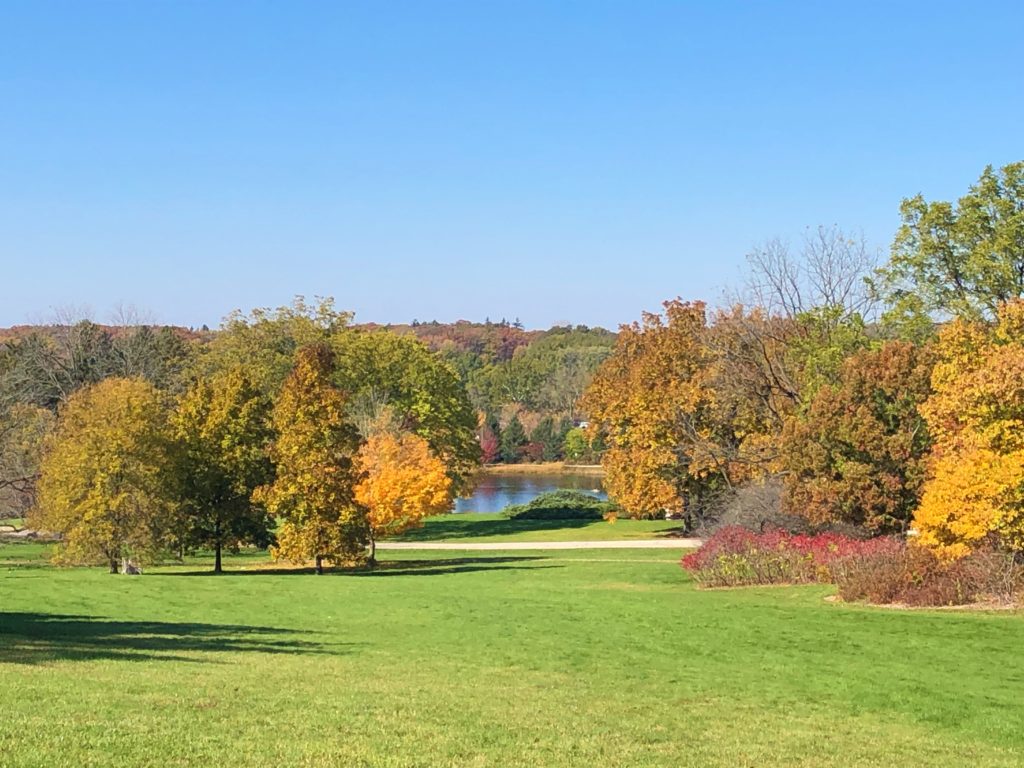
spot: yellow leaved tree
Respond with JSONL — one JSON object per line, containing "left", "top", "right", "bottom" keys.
{"left": 355, "top": 431, "right": 453, "bottom": 564}
{"left": 254, "top": 344, "right": 367, "bottom": 573}
{"left": 914, "top": 301, "right": 1024, "bottom": 557}
{"left": 32, "top": 378, "right": 176, "bottom": 572}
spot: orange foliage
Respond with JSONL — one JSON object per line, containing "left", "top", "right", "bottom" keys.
{"left": 582, "top": 301, "right": 712, "bottom": 518}
{"left": 355, "top": 432, "right": 453, "bottom": 556}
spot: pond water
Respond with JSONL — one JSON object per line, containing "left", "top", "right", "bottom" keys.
{"left": 455, "top": 471, "right": 606, "bottom": 514}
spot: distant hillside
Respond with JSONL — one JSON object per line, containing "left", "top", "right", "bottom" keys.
{"left": 358, "top": 320, "right": 544, "bottom": 364}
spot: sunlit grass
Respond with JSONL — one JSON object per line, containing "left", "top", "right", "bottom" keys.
{"left": 386, "top": 511, "right": 683, "bottom": 542}
{"left": 1, "top": 537, "right": 1022, "bottom": 767}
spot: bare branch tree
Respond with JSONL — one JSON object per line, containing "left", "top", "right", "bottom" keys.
{"left": 741, "top": 225, "right": 880, "bottom": 321}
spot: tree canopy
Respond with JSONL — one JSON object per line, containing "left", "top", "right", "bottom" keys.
{"left": 255, "top": 345, "right": 367, "bottom": 574}
{"left": 32, "top": 378, "right": 176, "bottom": 571}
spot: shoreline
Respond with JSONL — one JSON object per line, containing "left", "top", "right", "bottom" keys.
{"left": 478, "top": 462, "right": 604, "bottom": 476}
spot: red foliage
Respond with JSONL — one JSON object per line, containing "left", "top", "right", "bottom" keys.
{"left": 831, "top": 545, "right": 1024, "bottom": 606}
{"left": 479, "top": 428, "right": 500, "bottom": 464}
{"left": 681, "top": 526, "right": 900, "bottom": 587}
{"left": 521, "top": 442, "right": 545, "bottom": 463}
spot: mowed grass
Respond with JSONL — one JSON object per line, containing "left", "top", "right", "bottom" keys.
{"left": 2, "top": 538, "right": 1024, "bottom": 767}
{"left": 386, "top": 512, "right": 683, "bottom": 542}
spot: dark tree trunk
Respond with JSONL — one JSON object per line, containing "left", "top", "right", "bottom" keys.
{"left": 368, "top": 536, "right": 377, "bottom": 566}
{"left": 315, "top": 554, "right": 323, "bottom": 575}
{"left": 108, "top": 558, "right": 119, "bottom": 574}
{"left": 213, "top": 518, "right": 223, "bottom": 574}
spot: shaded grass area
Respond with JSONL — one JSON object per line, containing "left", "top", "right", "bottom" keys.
{"left": 386, "top": 511, "right": 684, "bottom": 542}
{"left": 1, "top": 542, "right": 1023, "bottom": 766}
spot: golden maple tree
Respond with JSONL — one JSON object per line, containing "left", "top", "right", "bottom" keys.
{"left": 255, "top": 344, "right": 367, "bottom": 573}
{"left": 355, "top": 431, "right": 453, "bottom": 563}
{"left": 914, "top": 301, "right": 1024, "bottom": 557}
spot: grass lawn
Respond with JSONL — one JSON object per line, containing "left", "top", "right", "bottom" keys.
{"left": 385, "top": 512, "right": 683, "bottom": 542}
{"left": 2, "top": 537, "right": 1023, "bottom": 767}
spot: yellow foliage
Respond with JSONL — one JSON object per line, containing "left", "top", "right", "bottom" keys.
{"left": 32, "top": 378, "right": 175, "bottom": 569}
{"left": 915, "top": 443, "right": 1024, "bottom": 558}
{"left": 254, "top": 345, "right": 367, "bottom": 571}
{"left": 355, "top": 431, "right": 453, "bottom": 554}
{"left": 914, "top": 301, "right": 1024, "bottom": 556}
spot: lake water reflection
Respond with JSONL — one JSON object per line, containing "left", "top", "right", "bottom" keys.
{"left": 455, "top": 471, "right": 606, "bottom": 513}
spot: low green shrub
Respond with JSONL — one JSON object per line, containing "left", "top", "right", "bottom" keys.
{"left": 502, "top": 490, "right": 615, "bottom": 520}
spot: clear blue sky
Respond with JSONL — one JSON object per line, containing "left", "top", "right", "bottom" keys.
{"left": 2, "top": 1, "right": 1021, "bottom": 330}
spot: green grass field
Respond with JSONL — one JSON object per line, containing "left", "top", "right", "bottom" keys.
{"left": 2, "top": 534, "right": 1023, "bottom": 767}
{"left": 385, "top": 512, "right": 683, "bottom": 542}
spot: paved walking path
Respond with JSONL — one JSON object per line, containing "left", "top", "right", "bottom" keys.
{"left": 378, "top": 539, "right": 702, "bottom": 551}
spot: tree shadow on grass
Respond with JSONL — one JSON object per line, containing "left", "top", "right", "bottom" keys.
{"left": 388, "top": 517, "right": 596, "bottom": 542}
{"left": 0, "top": 613, "right": 337, "bottom": 665}
{"left": 655, "top": 526, "right": 691, "bottom": 538}
{"left": 159, "top": 556, "right": 561, "bottom": 578}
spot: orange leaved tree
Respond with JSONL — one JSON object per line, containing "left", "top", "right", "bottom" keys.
{"left": 355, "top": 431, "right": 453, "bottom": 563}
{"left": 780, "top": 341, "right": 934, "bottom": 534}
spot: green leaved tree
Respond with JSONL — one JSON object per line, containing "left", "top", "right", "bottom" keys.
{"left": 874, "top": 161, "right": 1024, "bottom": 332}
{"left": 172, "top": 368, "right": 274, "bottom": 573}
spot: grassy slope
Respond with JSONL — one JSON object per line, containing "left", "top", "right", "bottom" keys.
{"left": 1, "top": 539, "right": 1023, "bottom": 767}
{"left": 386, "top": 512, "right": 683, "bottom": 542}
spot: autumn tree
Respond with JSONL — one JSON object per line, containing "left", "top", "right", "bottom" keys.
{"left": 914, "top": 301, "right": 1024, "bottom": 557}
{"left": 780, "top": 341, "right": 934, "bottom": 533}
{"left": 874, "top": 161, "right": 1024, "bottom": 331}
{"left": 582, "top": 301, "right": 728, "bottom": 523}
{"left": 702, "top": 306, "right": 802, "bottom": 474}
{"left": 355, "top": 431, "right": 453, "bottom": 564}
{"left": 171, "top": 369, "right": 274, "bottom": 573}
{"left": 255, "top": 345, "right": 367, "bottom": 574}
{"left": 332, "top": 330, "right": 479, "bottom": 494}
{"left": 200, "top": 301, "right": 479, "bottom": 494}
{"left": 744, "top": 225, "right": 879, "bottom": 324}
{"left": 32, "top": 378, "right": 176, "bottom": 572}
{"left": 479, "top": 413, "right": 501, "bottom": 464}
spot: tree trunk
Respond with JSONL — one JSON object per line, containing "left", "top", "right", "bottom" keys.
{"left": 368, "top": 535, "right": 376, "bottom": 566}
{"left": 109, "top": 558, "right": 118, "bottom": 574}
{"left": 315, "top": 554, "right": 323, "bottom": 575}
{"left": 213, "top": 518, "right": 223, "bottom": 574}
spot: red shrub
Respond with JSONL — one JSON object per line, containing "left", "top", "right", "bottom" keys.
{"left": 681, "top": 526, "right": 900, "bottom": 588}
{"left": 832, "top": 545, "right": 1024, "bottom": 606}
{"left": 683, "top": 527, "right": 1024, "bottom": 605}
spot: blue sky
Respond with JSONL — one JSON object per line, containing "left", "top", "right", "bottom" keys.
{"left": 1, "top": 1, "right": 1021, "bottom": 330}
